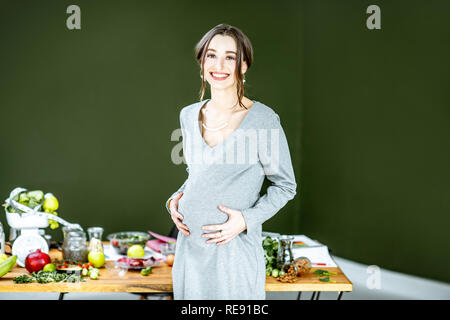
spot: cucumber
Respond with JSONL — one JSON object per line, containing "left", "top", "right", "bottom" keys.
{"left": 27, "top": 190, "right": 44, "bottom": 202}
{"left": 0, "top": 256, "right": 17, "bottom": 278}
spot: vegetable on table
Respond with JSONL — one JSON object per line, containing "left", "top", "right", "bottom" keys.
{"left": 314, "top": 269, "right": 337, "bottom": 283}
{"left": 141, "top": 267, "right": 152, "bottom": 276}
{"left": 13, "top": 271, "right": 86, "bottom": 284}
{"left": 88, "top": 268, "right": 100, "bottom": 280}
{"left": 271, "top": 269, "right": 279, "bottom": 278}
{"left": 262, "top": 236, "right": 279, "bottom": 276}
{"left": 0, "top": 256, "right": 17, "bottom": 278}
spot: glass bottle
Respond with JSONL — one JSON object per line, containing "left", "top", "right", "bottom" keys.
{"left": 87, "top": 227, "right": 104, "bottom": 253}
{"left": 63, "top": 230, "right": 88, "bottom": 262}
{"left": 276, "top": 235, "right": 297, "bottom": 274}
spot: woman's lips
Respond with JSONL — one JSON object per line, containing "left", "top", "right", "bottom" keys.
{"left": 210, "top": 72, "right": 230, "bottom": 81}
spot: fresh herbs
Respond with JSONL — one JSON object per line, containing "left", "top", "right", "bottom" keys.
{"left": 262, "top": 236, "right": 279, "bottom": 275}
{"left": 13, "top": 275, "right": 33, "bottom": 284}
{"left": 13, "top": 271, "right": 86, "bottom": 284}
{"left": 314, "top": 269, "right": 337, "bottom": 283}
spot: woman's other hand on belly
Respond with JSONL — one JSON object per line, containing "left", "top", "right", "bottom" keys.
{"left": 201, "top": 205, "right": 247, "bottom": 245}
{"left": 169, "top": 192, "right": 190, "bottom": 236}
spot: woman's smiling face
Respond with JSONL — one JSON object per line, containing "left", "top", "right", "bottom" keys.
{"left": 203, "top": 34, "right": 247, "bottom": 90}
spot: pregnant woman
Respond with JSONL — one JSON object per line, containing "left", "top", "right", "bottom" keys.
{"left": 165, "top": 24, "right": 297, "bottom": 300}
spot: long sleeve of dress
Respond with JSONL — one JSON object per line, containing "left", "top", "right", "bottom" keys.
{"left": 165, "top": 109, "right": 190, "bottom": 214}
{"left": 240, "top": 112, "right": 297, "bottom": 235}
{"left": 165, "top": 166, "right": 189, "bottom": 214}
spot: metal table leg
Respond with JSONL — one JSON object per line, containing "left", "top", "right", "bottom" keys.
{"left": 315, "top": 292, "right": 321, "bottom": 300}
{"left": 310, "top": 291, "right": 316, "bottom": 300}
{"left": 296, "top": 291, "right": 302, "bottom": 300}
{"left": 58, "top": 293, "right": 66, "bottom": 300}
{"left": 337, "top": 291, "right": 344, "bottom": 300}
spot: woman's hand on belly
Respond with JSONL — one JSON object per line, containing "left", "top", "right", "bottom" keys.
{"left": 169, "top": 192, "right": 190, "bottom": 236}
{"left": 201, "top": 205, "right": 247, "bottom": 245}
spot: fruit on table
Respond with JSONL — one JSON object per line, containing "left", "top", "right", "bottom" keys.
{"left": 116, "top": 257, "right": 158, "bottom": 268}
{"left": 25, "top": 249, "right": 51, "bottom": 273}
{"left": 88, "top": 251, "right": 105, "bottom": 268}
{"left": 43, "top": 263, "right": 56, "bottom": 272}
{"left": 127, "top": 245, "right": 145, "bottom": 259}
{"left": 0, "top": 255, "right": 17, "bottom": 278}
{"left": 43, "top": 195, "right": 59, "bottom": 212}
{"left": 48, "top": 211, "right": 59, "bottom": 229}
{"left": 107, "top": 232, "right": 150, "bottom": 255}
{"left": 165, "top": 254, "right": 175, "bottom": 266}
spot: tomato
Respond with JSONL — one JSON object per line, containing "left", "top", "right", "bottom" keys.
{"left": 129, "top": 259, "right": 141, "bottom": 266}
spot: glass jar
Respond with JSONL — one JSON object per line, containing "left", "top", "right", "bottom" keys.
{"left": 87, "top": 227, "right": 104, "bottom": 253}
{"left": 62, "top": 226, "right": 83, "bottom": 240}
{"left": 61, "top": 226, "right": 82, "bottom": 254}
{"left": 63, "top": 230, "right": 88, "bottom": 263}
{"left": 276, "top": 235, "right": 297, "bottom": 274}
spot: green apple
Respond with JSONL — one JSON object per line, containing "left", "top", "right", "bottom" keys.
{"left": 88, "top": 251, "right": 105, "bottom": 268}
{"left": 127, "top": 245, "right": 145, "bottom": 259}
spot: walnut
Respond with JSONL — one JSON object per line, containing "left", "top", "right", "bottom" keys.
{"left": 293, "top": 257, "right": 311, "bottom": 276}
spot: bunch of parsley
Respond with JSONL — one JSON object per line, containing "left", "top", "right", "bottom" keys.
{"left": 262, "top": 236, "right": 279, "bottom": 275}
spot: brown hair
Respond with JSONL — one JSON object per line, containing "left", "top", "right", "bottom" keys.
{"left": 195, "top": 23, "right": 254, "bottom": 109}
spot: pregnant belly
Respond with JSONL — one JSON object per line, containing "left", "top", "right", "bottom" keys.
{"left": 177, "top": 195, "right": 239, "bottom": 248}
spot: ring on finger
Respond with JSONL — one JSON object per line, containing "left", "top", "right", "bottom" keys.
{"left": 208, "top": 236, "right": 225, "bottom": 243}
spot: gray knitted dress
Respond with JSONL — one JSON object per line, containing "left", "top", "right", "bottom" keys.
{"left": 165, "top": 99, "right": 297, "bottom": 300}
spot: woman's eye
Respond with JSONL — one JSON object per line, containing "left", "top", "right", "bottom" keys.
{"left": 206, "top": 54, "right": 235, "bottom": 60}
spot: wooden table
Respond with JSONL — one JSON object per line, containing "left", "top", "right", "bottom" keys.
{"left": 0, "top": 245, "right": 353, "bottom": 300}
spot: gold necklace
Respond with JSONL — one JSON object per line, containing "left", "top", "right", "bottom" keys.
{"left": 201, "top": 100, "right": 239, "bottom": 132}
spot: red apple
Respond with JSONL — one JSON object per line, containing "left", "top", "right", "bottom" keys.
{"left": 25, "top": 249, "right": 51, "bottom": 273}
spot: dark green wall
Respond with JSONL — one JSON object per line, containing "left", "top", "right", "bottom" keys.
{"left": 1, "top": 1, "right": 448, "bottom": 283}
{"left": 299, "top": 0, "right": 450, "bottom": 283}
{"left": 0, "top": 1, "right": 302, "bottom": 244}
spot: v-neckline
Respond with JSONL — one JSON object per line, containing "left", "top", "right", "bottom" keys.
{"left": 196, "top": 98, "right": 258, "bottom": 150}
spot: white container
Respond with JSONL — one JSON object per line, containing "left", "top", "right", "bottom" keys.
{"left": 6, "top": 210, "right": 49, "bottom": 229}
